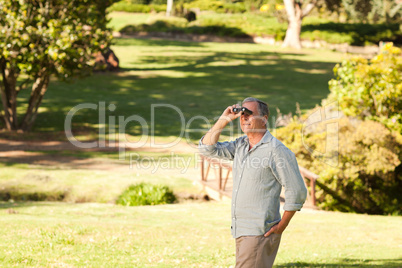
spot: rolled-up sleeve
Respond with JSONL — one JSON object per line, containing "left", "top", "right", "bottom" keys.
{"left": 271, "top": 145, "right": 307, "bottom": 211}
{"left": 198, "top": 136, "right": 237, "bottom": 161}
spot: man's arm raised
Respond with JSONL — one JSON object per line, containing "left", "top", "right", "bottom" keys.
{"left": 202, "top": 105, "right": 241, "bottom": 145}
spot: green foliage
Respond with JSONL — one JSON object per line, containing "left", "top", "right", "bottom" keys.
{"left": 120, "top": 17, "right": 251, "bottom": 37}
{"left": 221, "top": 2, "right": 247, "bottom": 13}
{"left": 113, "top": 11, "right": 401, "bottom": 45}
{"left": 342, "top": 0, "right": 372, "bottom": 22}
{"left": 328, "top": 43, "right": 402, "bottom": 132}
{"left": 276, "top": 44, "right": 402, "bottom": 214}
{"left": 342, "top": 0, "right": 402, "bottom": 23}
{"left": 108, "top": 2, "right": 167, "bottom": 13}
{"left": 116, "top": 183, "right": 177, "bottom": 206}
{"left": 184, "top": 0, "right": 224, "bottom": 11}
{"left": 301, "top": 21, "right": 402, "bottom": 45}
{"left": 110, "top": 0, "right": 246, "bottom": 14}
{"left": 275, "top": 116, "right": 402, "bottom": 215}
{"left": 0, "top": 0, "right": 116, "bottom": 131}
{"left": 183, "top": 0, "right": 246, "bottom": 13}
{"left": 0, "top": 0, "right": 115, "bottom": 81}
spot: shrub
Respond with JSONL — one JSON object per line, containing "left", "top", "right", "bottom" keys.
{"left": 120, "top": 17, "right": 251, "bottom": 38}
{"left": 185, "top": 25, "right": 250, "bottom": 37}
{"left": 301, "top": 22, "right": 402, "bottom": 46}
{"left": 108, "top": 2, "right": 167, "bottom": 13}
{"left": 184, "top": 0, "right": 224, "bottom": 12}
{"left": 220, "top": 2, "right": 247, "bottom": 14}
{"left": 275, "top": 113, "right": 402, "bottom": 215}
{"left": 274, "top": 43, "right": 402, "bottom": 215}
{"left": 328, "top": 43, "right": 402, "bottom": 133}
{"left": 116, "top": 183, "right": 176, "bottom": 206}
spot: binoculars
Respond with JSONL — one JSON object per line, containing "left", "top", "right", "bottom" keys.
{"left": 233, "top": 107, "right": 253, "bottom": 115}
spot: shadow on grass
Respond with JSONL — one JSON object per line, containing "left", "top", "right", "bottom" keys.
{"left": 0, "top": 201, "right": 56, "bottom": 209}
{"left": 113, "top": 37, "right": 206, "bottom": 47}
{"left": 13, "top": 38, "right": 336, "bottom": 140}
{"left": 277, "top": 258, "right": 402, "bottom": 267}
{"left": 119, "top": 21, "right": 251, "bottom": 38}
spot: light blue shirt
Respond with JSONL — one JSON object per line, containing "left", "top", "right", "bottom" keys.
{"left": 199, "top": 130, "right": 307, "bottom": 238}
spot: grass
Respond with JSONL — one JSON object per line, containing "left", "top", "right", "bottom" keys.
{"left": 109, "top": 11, "right": 401, "bottom": 45}
{"left": 11, "top": 37, "right": 343, "bottom": 143}
{"left": 108, "top": 12, "right": 151, "bottom": 31}
{"left": 0, "top": 162, "right": 200, "bottom": 203}
{"left": 0, "top": 201, "right": 401, "bottom": 267}
{"left": 1, "top": 17, "right": 401, "bottom": 266}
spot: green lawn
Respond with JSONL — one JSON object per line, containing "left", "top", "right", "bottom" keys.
{"left": 0, "top": 201, "right": 401, "bottom": 267}
{"left": 1, "top": 12, "right": 401, "bottom": 268}
{"left": 14, "top": 37, "right": 343, "bottom": 142}
{"left": 0, "top": 160, "right": 200, "bottom": 204}
{"left": 108, "top": 11, "right": 401, "bottom": 45}
{"left": 108, "top": 12, "right": 151, "bottom": 31}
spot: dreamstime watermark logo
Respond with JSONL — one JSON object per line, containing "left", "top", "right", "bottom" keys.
{"left": 64, "top": 100, "right": 340, "bottom": 172}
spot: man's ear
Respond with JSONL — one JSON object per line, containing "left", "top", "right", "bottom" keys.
{"left": 263, "top": 115, "right": 268, "bottom": 126}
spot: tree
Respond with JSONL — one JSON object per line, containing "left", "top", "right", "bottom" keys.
{"left": 0, "top": 0, "right": 116, "bottom": 131}
{"left": 282, "top": 0, "right": 317, "bottom": 49}
{"left": 166, "top": 0, "right": 174, "bottom": 16}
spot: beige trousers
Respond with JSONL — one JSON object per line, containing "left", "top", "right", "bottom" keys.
{"left": 235, "top": 234, "right": 282, "bottom": 268}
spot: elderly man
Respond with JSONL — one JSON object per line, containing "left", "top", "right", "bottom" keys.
{"left": 199, "top": 97, "right": 307, "bottom": 268}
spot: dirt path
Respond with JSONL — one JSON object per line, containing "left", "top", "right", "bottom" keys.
{"left": 0, "top": 137, "right": 319, "bottom": 209}
{"left": 0, "top": 138, "right": 198, "bottom": 172}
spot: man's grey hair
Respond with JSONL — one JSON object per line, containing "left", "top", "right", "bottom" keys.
{"left": 242, "top": 97, "right": 270, "bottom": 118}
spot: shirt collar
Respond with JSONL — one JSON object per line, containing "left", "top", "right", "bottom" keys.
{"left": 244, "top": 129, "right": 273, "bottom": 147}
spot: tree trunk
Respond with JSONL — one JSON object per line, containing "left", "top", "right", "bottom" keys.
{"left": 0, "top": 61, "right": 50, "bottom": 132}
{"left": 19, "top": 73, "right": 50, "bottom": 131}
{"left": 166, "top": 0, "right": 174, "bottom": 17}
{"left": 0, "top": 61, "right": 19, "bottom": 130}
{"left": 282, "top": 0, "right": 302, "bottom": 49}
{"left": 282, "top": 0, "right": 316, "bottom": 49}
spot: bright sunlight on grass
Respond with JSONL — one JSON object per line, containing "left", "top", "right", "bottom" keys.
{"left": 0, "top": 201, "right": 401, "bottom": 267}
{"left": 18, "top": 37, "right": 344, "bottom": 142}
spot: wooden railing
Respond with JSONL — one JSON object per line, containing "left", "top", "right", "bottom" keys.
{"left": 200, "top": 155, "right": 232, "bottom": 191}
{"left": 298, "top": 165, "right": 318, "bottom": 206}
{"left": 200, "top": 155, "right": 318, "bottom": 206}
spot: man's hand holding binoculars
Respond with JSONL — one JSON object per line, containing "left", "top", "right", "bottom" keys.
{"left": 221, "top": 105, "right": 253, "bottom": 123}
{"left": 202, "top": 104, "right": 250, "bottom": 145}
{"left": 220, "top": 104, "right": 243, "bottom": 123}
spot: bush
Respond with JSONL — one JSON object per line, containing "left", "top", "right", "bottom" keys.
{"left": 275, "top": 115, "right": 402, "bottom": 215}
{"left": 220, "top": 2, "right": 247, "bottom": 14}
{"left": 185, "top": 25, "right": 250, "bottom": 37}
{"left": 108, "top": 1, "right": 167, "bottom": 13}
{"left": 184, "top": 0, "right": 224, "bottom": 12}
{"left": 120, "top": 17, "right": 251, "bottom": 38}
{"left": 116, "top": 183, "right": 176, "bottom": 206}
{"left": 301, "top": 22, "right": 402, "bottom": 45}
{"left": 274, "top": 43, "right": 402, "bottom": 215}
{"left": 328, "top": 43, "right": 402, "bottom": 133}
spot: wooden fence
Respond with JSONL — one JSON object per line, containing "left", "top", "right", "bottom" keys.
{"left": 200, "top": 155, "right": 318, "bottom": 206}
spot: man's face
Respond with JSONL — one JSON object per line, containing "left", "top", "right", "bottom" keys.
{"left": 240, "top": 101, "right": 267, "bottom": 134}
